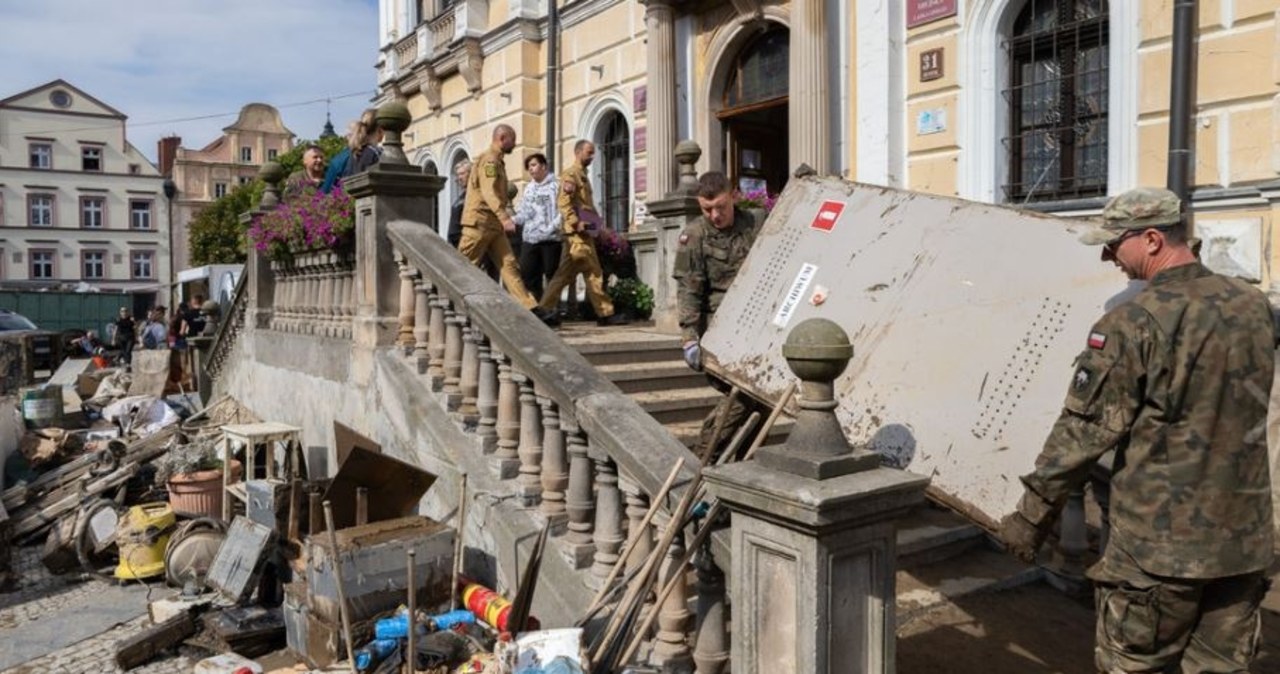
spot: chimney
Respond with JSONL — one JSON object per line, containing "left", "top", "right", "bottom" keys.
{"left": 157, "top": 136, "right": 181, "bottom": 177}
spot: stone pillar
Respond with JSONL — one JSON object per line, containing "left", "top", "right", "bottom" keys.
{"left": 343, "top": 101, "right": 445, "bottom": 355}
{"left": 643, "top": 0, "right": 677, "bottom": 199}
{"left": 703, "top": 319, "right": 928, "bottom": 674}
{"left": 639, "top": 141, "right": 704, "bottom": 333}
{"left": 789, "top": 0, "right": 829, "bottom": 175}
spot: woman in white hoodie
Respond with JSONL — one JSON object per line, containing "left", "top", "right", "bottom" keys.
{"left": 513, "top": 153, "right": 563, "bottom": 299}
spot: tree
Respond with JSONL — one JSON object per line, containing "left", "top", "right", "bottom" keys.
{"left": 186, "top": 135, "right": 349, "bottom": 266}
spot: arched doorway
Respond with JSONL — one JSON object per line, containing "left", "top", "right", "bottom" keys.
{"left": 445, "top": 150, "right": 470, "bottom": 238}
{"left": 595, "top": 110, "right": 631, "bottom": 232}
{"left": 718, "top": 27, "right": 789, "bottom": 195}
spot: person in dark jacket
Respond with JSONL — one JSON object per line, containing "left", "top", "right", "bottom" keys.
{"left": 447, "top": 159, "right": 471, "bottom": 247}
{"left": 320, "top": 108, "right": 382, "bottom": 194}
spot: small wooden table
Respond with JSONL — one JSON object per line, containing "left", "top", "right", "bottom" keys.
{"left": 220, "top": 422, "right": 304, "bottom": 521}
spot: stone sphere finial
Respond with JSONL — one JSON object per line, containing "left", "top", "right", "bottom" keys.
{"left": 257, "top": 161, "right": 285, "bottom": 209}
{"left": 782, "top": 318, "right": 852, "bottom": 384}
{"left": 673, "top": 140, "right": 702, "bottom": 197}
{"left": 376, "top": 100, "right": 411, "bottom": 165}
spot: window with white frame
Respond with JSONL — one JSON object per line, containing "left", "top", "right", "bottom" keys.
{"left": 82, "top": 250, "right": 106, "bottom": 279}
{"left": 30, "top": 250, "right": 54, "bottom": 279}
{"left": 28, "top": 194, "right": 53, "bottom": 226}
{"left": 238, "top": 176, "right": 251, "bottom": 186}
{"left": 240, "top": 146, "right": 252, "bottom": 162}
{"left": 1002, "top": 0, "right": 1109, "bottom": 202}
{"left": 214, "top": 183, "right": 228, "bottom": 199}
{"left": 80, "top": 196, "right": 105, "bottom": 228}
{"left": 131, "top": 250, "right": 154, "bottom": 279}
{"left": 29, "top": 143, "right": 52, "bottom": 169}
{"left": 267, "top": 149, "right": 278, "bottom": 161}
{"left": 129, "top": 200, "right": 153, "bottom": 230}
{"left": 82, "top": 146, "right": 103, "bottom": 172}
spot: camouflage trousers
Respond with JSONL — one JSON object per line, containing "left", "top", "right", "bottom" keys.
{"left": 1090, "top": 546, "right": 1268, "bottom": 673}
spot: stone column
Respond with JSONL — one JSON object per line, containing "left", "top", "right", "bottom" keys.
{"left": 703, "top": 319, "right": 928, "bottom": 674}
{"left": 789, "top": 0, "right": 829, "bottom": 175}
{"left": 640, "top": 141, "right": 704, "bottom": 333}
{"left": 643, "top": 0, "right": 677, "bottom": 199}
{"left": 343, "top": 101, "right": 445, "bottom": 354}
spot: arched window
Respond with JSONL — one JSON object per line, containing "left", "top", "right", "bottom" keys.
{"left": 1003, "top": 0, "right": 1108, "bottom": 202}
{"left": 598, "top": 111, "right": 631, "bottom": 232}
{"left": 722, "top": 28, "right": 789, "bottom": 112}
{"left": 422, "top": 159, "right": 439, "bottom": 176}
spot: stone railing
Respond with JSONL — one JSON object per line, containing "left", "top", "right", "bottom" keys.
{"left": 204, "top": 267, "right": 248, "bottom": 381}
{"left": 393, "top": 31, "right": 419, "bottom": 66}
{"left": 268, "top": 251, "right": 356, "bottom": 339}
{"left": 427, "top": 7, "right": 457, "bottom": 56}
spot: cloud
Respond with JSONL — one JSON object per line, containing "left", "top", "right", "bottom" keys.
{"left": 0, "top": 0, "right": 380, "bottom": 163}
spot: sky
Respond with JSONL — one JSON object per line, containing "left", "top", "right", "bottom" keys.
{"left": 0, "top": 0, "right": 380, "bottom": 163}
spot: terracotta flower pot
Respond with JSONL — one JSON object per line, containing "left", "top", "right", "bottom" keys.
{"left": 167, "top": 460, "right": 242, "bottom": 519}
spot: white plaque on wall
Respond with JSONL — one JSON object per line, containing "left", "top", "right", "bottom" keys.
{"left": 1196, "top": 217, "right": 1263, "bottom": 283}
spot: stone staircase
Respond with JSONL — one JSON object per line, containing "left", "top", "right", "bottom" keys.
{"left": 558, "top": 322, "right": 1043, "bottom": 619}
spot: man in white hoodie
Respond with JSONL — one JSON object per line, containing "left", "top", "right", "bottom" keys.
{"left": 513, "top": 153, "right": 563, "bottom": 300}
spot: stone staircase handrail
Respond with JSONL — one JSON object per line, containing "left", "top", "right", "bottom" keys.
{"left": 385, "top": 219, "right": 701, "bottom": 505}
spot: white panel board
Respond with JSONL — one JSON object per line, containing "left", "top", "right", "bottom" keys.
{"left": 701, "top": 176, "right": 1135, "bottom": 527}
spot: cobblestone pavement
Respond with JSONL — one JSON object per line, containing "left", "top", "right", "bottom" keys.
{"left": 1, "top": 546, "right": 193, "bottom": 674}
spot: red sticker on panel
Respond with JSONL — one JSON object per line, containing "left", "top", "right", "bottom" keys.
{"left": 810, "top": 201, "right": 845, "bottom": 232}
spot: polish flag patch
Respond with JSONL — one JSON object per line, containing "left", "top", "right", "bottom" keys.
{"left": 1087, "top": 332, "right": 1107, "bottom": 349}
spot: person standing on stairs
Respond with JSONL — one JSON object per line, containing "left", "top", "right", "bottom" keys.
{"left": 673, "top": 171, "right": 764, "bottom": 460}
{"left": 1000, "top": 187, "right": 1275, "bottom": 674}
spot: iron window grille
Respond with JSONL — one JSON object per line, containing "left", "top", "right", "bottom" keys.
{"left": 1002, "top": 0, "right": 1109, "bottom": 203}
{"left": 599, "top": 111, "right": 631, "bottom": 233}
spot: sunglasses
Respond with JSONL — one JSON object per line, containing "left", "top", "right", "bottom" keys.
{"left": 1103, "top": 228, "right": 1147, "bottom": 255}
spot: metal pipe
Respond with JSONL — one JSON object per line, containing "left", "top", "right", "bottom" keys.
{"left": 1166, "top": 0, "right": 1199, "bottom": 211}
{"left": 407, "top": 548, "right": 417, "bottom": 674}
{"left": 322, "top": 501, "right": 358, "bottom": 674}
{"left": 546, "top": 0, "right": 559, "bottom": 169}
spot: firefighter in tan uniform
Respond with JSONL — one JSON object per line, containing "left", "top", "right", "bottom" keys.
{"left": 460, "top": 125, "right": 555, "bottom": 323}
{"left": 536, "top": 140, "right": 628, "bottom": 326}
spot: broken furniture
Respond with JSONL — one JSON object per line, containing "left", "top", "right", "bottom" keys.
{"left": 219, "top": 422, "right": 304, "bottom": 521}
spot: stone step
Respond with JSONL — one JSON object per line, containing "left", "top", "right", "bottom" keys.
{"left": 631, "top": 388, "right": 724, "bottom": 425}
{"left": 596, "top": 360, "right": 708, "bottom": 394}
{"left": 664, "top": 417, "right": 795, "bottom": 450}
{"left": 895, "top": 545, "right": 1043, "bottom": 622}
{"left": 895, "top": 504, "right": 987, "bottom": 571}
{"left": 559, "top": 326, "right": 684, "bottom": 367}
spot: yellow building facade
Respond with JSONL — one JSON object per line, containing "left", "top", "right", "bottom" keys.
{"left": 377, "top": 0, "right": 1280, "bottom": 288}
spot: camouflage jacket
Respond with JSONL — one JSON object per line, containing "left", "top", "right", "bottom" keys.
{"left": 462, "top": 145, "right": 510, "bottom": 228}
{"left": 672, "top": 208, "right": 760, "bottom": 344}
{"left": 1017, "top": 262, "right": 1276, "bottom": 579}
{"left": 557, "top": 161, "right": 596, "bottom": 236}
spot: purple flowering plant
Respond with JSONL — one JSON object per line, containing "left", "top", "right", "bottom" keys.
{"left": 595, "top": 226, "right": 631, "bottom": 264}
{"left": 736, "top": 188, "right": 778, "bottom": 213}
{"left": 248, "top": 185, "right": 355, "bottom": 261}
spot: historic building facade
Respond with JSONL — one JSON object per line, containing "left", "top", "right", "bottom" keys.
{"left": 161, "top": 103, "right": 294, "bottom": 272}
{"left": 376, "top": 0, "right": 1280, "bottom": 287}
{"left": 0, "top": 80, "right": 169, "bottom": 291}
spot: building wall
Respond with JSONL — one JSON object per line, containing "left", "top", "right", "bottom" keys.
{"left": 0, "top": 80, "right": 169, "bottom": 292}
{"left": 170, "top": 103, "right": 293, "bottom": 271}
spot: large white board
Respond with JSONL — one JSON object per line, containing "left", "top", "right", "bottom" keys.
{"left": 702, "top": 176, "right": 1136, "bottom": 527}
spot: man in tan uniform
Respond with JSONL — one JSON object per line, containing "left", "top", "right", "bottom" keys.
{"left": 536, "top": 140, "right": 628, "bottom": 326}
{"left": 460, "top": 125, "right": 555, "bottom": 323}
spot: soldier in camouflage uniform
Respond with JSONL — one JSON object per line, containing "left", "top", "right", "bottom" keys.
{"left": 1000, "top": 187, "right": 1275, "bottom": 673}
{"left": 536, "top": 140, "right": 627, "bottom": 326}
{"left": 674, "top": 171, "right": 763, "bottom": 459}
{"left": 460, "top": 125, "right": 556, "bottom": 324}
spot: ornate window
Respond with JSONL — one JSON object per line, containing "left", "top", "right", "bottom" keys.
{"left": 722, "top": 28, "right": 789, "bottom": 112}
{"left": 1003, "top": 0, "right": 1108, "bottom": 202}
{"left": 598, "top": 111, "right": 631, "bottom": 232}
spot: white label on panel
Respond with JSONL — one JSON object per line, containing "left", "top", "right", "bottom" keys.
{"left": 772, "top": 263, "right": 818, "bottom": 328}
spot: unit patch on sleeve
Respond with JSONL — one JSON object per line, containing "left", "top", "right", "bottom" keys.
{"left": 1073, "top": 366, "right": 1093, "bottom": 392}
{"left": 484, "top": 163, "right": 496, "bottom": 178}
{"left": 1087, "top": 332, "right": 1107, "bottom": 349}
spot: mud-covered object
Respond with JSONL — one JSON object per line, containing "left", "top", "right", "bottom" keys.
{"left": 413, "top": 629, "right": 470, "bottom": 670}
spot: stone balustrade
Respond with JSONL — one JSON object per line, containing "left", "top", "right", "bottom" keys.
{"left": 267, "top": 251, "right": 356, "bottom": 339}
{"left": 428, "top": 7, "right": 457, "bottom": 55}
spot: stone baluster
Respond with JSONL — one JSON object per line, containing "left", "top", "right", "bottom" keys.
{"left": 476, "top": 335, "right": 498, "bottom": 453}
{"left": 538, "top": 393, "right": 568, "bottom": 528}
{"left": 588, "top": 456, "right": 624, "bottom": 590}
{"left": 622, "top": 481, "right": 655, "bottom": 615}
{"left": 651, "top": 535, "right": 692, "bottom": 668}
{"left": 515, "top": 373, "right": 543, "bottom": 507}
{"left": 338, "top": 253, "right": 355, "bottom": 338}
{"left": 396, "top": 251, "right": 417, "bottom": 353}
{"left": 427, "top": 291, "right": 448, "bottom": 390}
{"left": 412, "top": 276, "right": 431, "bottom": 372}
{"left": 319, "top": 253, "right": 336, "bottom": 336}
{"left": 693, "top": 542, "right": 729, "bottom": 674}
{"left": 296, "top": 256, "right": 311, "bottom": 330}
{"left": 270, "top": 261, "right": 285, "bottom": 331}
{"left": 309, "top": 257, "right": 324, "bottom": 331}
{"left": 493, "top": 351, "right": 520, "bottom": 479}
{"left": 457, "top": 321, "right": 481, "bottom": 425}
{"left": 331, "top": 255, "right": 347, "bottom": 336}
{"left": 561, "top": 417, "right": 595, "bottom": 568}
{"left": 301, "top": 257, "right": 317, "bottom": 330}
{"left": 282, "top": 262, "right": 298, "bottom": 331}
{"left": 442, "top": 305, "right": 463, "bottom": 409}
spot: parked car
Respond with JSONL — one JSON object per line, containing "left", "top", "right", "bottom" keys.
{"left": 0, "top": 310, "right": 38, "bottom": 332}
{"left": 0, "top": 310, "right": 61, "bottom": 375}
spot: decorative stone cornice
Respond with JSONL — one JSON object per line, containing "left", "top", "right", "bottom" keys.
{"left": 458, "top": 39, "right": 484, "bottom": 93}
{"left": 417, "top": 67, "right": 443, "bottom": 110}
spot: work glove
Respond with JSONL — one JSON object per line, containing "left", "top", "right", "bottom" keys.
{"left": 997, "top": 511, "right": 1046, "bottom": 564}
{"left": 683, "top": 341, "right": 702, "bottom": 371}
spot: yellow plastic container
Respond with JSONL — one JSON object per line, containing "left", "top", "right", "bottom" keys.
{"left": 114, "top": 503, "right": 176, "bottom": 580}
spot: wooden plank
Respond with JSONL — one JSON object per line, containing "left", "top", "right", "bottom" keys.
{"left": 114, "top": 609, "right": 199, "bottom": 670}
{"left": 11, "top": 462, "right": 137, "bottom": 540}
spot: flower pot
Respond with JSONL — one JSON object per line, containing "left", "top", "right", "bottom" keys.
{"left": 167, "top": 460, "right": 241, "bottom": 519}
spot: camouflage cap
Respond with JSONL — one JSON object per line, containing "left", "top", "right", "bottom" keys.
{"left": 1079, "top": 187, "right": 1183, "bottom": 245}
